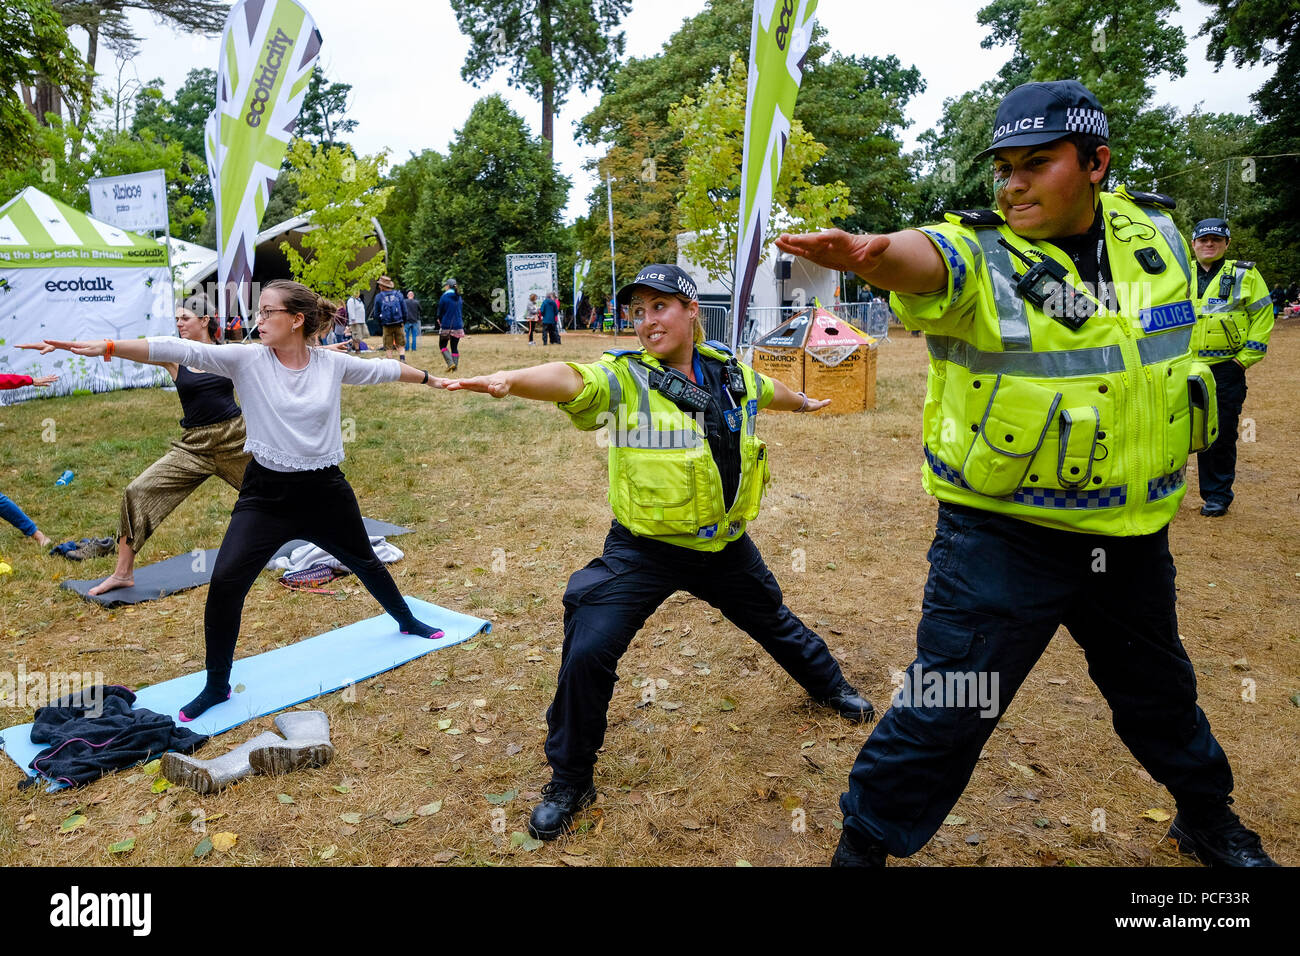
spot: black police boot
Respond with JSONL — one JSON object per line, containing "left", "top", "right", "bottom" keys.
{"left": 819, "top": 680, "right": 876, "bottom": 724}
{"left": 831, "top": 827, "right": 887, "bottom": 867}
{"left": 1200, "top": 501, "right": 1229, "bottom": 517}
{"left": 527, "top": 779, "right": 597, "bottom": 841}
{"left": 1166, "top": 809, "right": 1278, "bottom": 867}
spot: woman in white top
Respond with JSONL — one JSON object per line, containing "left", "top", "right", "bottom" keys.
{"left": 31, "top": 279, "right": 446, "bottom": 722}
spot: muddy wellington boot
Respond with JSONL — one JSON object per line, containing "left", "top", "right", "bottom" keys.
{"left": 248, "top": 710, "right": 336, "bottom": 775}
{"left": 162, "top": 731, "right": 286, "bottom": 795}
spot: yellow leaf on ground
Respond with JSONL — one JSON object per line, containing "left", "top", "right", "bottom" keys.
{"left": 211, "top": 832, "right": 238, "bottom": 853}
{"left": 1140, "top": 808, "right": 1172, "bottom": 823}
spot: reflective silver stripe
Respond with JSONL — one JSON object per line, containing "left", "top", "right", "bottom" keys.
{"left": 1232, "top": 261, "right": 1248, "bottom": 301}
{"left": 927, "top": 335, "right": 1125, "bottom": 377}
{"left": 625, "top": 358, "right": 654, "bottom": 422}
{"left": 1248, "top": 295, "right": 1273, "bottom": 315}
{"left": 976, "top": 229, "right": 1033, "bottom": 351}
{"left": 1137, "top": 326, "right": 1192, "bottom": 365}
{"left": 962, "top": 235, "right": 983, "bottom": 269}
{"left": 1145, "top": 208, "right": 1191, "bottom": 284}
{"left": 601, "top": 365, "right": 622, "bottom": 416}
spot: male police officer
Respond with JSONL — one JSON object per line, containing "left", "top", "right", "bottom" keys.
{"left": 1188, "top": 218, "right": 1273, "bottom": 516}
{"left": 778, "top": 80, "right": 1276, "bottom": 867}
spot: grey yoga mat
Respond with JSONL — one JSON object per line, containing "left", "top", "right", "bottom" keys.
{"left": 61, "top": 518, "right": 412, "bottom": 607}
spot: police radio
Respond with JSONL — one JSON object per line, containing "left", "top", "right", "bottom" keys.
{"left": 998, "top": 239, "right": 1096, "bottom": 330}
{"left": 644, "top": 364, "right": 711, "bottom": 413}
{"left": 723, "top": 358, "right": 747, "bottom": 397}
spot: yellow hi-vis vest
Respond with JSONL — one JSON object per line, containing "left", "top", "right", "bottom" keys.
{"left": 558, "top": 342, "right": 775, "bottom": 552}
{"left": 891, "top": 187, "right": 1219, "bottom": 536}
{"left": 1190, "top": 257, "right": 1274, "bottom": 368}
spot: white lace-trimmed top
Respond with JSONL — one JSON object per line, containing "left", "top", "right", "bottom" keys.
{"left": 147, "top": 338, "right": 401, "bottom": 471}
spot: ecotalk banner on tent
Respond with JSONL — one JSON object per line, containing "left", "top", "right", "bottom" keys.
{"left": 0, "top": 187, "right": 172, "bottom": 402}
{"left": 87, "top": 170, "right": 169, "bottom": 232}
{"left": 205, "top": 0, "right": 321, "bottom": 331}
{"left": 506, "top": 253, "right": 558, "bottom": 328}
{"left": 730, "top": 0, "right": 818, "bottom": 349}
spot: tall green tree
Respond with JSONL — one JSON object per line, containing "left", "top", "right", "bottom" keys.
{"left": 449, "top": 0, "right": 631, "bottom": 152}
{"left": 1199, "top": 0, "right": 1300, "bottom": 282}
{"left": 403, "top": 95, "right": 569, "bottom": 327}
{"left": 377, "top": 149, "right": 443, "bottom": 290}
{"left": 297, "top": 67, "right": 360, "bottom": 147}
{"left": 669, "top": 54, "right": 852, "bottom": 297}
{"left": 1, "top": 0, "right": 87, "bottom": 168}
{"left": 281, "top": 139, "right": 392, "bottom": 301}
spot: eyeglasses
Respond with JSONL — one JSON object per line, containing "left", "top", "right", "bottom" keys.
{"left": 255, "top": 307, "right": 291, "bottom": 319}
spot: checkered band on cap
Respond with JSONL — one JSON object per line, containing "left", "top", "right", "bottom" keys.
{"left": 1066, "top": 107, "right": 1109, "bottom": 138}
{"left": 677, "top": 274, "right": 696, "bottom": 299}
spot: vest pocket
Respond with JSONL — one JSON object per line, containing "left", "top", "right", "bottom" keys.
{"left": 961, "top": 375, "right": 1062, "bottom": 497}
{"left": 734, "top": 440, "right": 770, "bottom": 521}
{"left": 1056, "top": 406, "right": 1099, "bottom": 488}
{"left": 622, "top": 453, "right": 699, "bottom": 533}
{"left": 1188, "top": 365, "right": 1219, "bottom": 453}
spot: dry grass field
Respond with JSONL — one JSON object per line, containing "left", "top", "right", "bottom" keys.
{"left": 0, "top": 323, "right": 1295, "bottom": 867}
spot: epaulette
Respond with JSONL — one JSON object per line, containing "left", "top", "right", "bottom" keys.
{"left": 1116, "top": 186, "right": 1177, "bottom": 210}
{"left": 944, "top": 209, "right": 1004, "bottom": 227}
{"left": 604, "top": 348, "right": 643, "bottom": 359}
{"left": 703, "top": 339, "right": 734, "bottom": 356}
{"left": 1234, "top": 260, "right": 1255, "bottom": 270}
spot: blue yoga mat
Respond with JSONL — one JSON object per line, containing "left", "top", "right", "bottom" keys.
{"left": 0, "top": 596, "right": 489, "bottom": 779}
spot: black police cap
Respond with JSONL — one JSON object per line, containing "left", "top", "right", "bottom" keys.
{"left": 1193, "top": 218, "right": 1230, "bottom": 240}
{"left": 976, "top": 80, "right": 1109, "bottom": 161}
{"left": 617, "top": 264, "right": 698, "bottom": 306}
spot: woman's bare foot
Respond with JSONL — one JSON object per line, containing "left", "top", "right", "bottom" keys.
{"left": 32, "top": 530, "right": 51, "bottom": 547}
{"left": 88, "top": 573, "right": 134, "bottom": 595}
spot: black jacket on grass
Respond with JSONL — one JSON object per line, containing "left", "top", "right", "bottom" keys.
{"left": 21, "top": 685, "right": 208, "bottom": 789}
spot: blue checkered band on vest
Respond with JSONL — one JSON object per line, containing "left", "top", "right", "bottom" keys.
{"left": 1199, "top": 348, "right": 1238, "bottom": 358}
{"left": 924, "top": 446, "right": 1131, "bottom": 510}
{"left": 923, "top": 229, "right": 967, "bottom": 302}
{"left": 1066, "top": 107, "right": 1109, "bottom": 138}
{"left": 1146, "top": 470, "right": 1186, "bottom": 502}
{"left": 1244, "top": 340, "right": 1268, "bottom": 353}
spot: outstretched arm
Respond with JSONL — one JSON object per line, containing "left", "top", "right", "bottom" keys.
{"left": 767, "top": 378, "right": 831, "bottom": 413}
{"left": 446, "top": 362, "right": 584, "bottom": 402}
{"left": 18, "top": 338, "right": 153, "bottom": 363}
{"left": 774, "top": 229, "right": 947, "bottom": 295}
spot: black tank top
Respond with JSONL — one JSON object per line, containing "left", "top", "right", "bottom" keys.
{"left": 176, "top": 364, "right": 241, "bottom": 429}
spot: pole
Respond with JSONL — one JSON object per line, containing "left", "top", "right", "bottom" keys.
{"left": 607, "top": 172, "right": 617, "bottom": 338}
{"left": 1222, "top": 157, "right": 1230, "bottom": 219}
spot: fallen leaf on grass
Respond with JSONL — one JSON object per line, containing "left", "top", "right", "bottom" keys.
{"left": 277, "top": 793, "right": 295, "bottom": 805}
{"left": 107, "top": 838, "right": 135, "bottom": 854}
{"left": 681, "top": 819, "right": 702, "bottom": 830}
{"left": 60, "top": 814, "right": 86, "bottom": 833}
{"left": 137, "top": 813, "right": 157, "bottom": 826}
{"left": 333, "top": 783, "right": 352, "bottom": 794}
{"left": 339, "top": 813, "right": 362, "bottom": 825}
{"left": 150, "top": 777, "right": 172, "bottom": 793}
{"left": 211, "top": 832, "right": 237, "bottom": 853}
{"left": 193, "top": 836, "right": 212, "bottom": 858}
{"left": 385, "top": 811, "right": 414, "bottom": 826}
{"left": 718, "top": 697, "right": 737, "bottom": 712}
{"left": 417, "top": 801, "right": 443, "bottom": 817}
{"left": 141, "top": 759, "right": 161, "bottom": 775}
{"left": 1140, "top": 808, "right": 1172, "bottom": 823}
{"left": 505, "top": 743, "right": 522, "bottom": 756}
{"left": 942, "top": 815, "right": 967, "bottom": 826}
{"left": 509, "top": 831, "right": 544, "bottom": 851}
{"left": 485, "top": 789, "right": 518, "bottom": 805}
{"left": 318, "top": 845, "right": 337, "bottom": 861}
{"left": 432, "top": 850, "right": 457, "bottom": 863}
{"left": 562, "top": 854, "right": 594, "bottom": 866}
{"left": 1008, "top": 761, "right": 1037, "bottom": 779}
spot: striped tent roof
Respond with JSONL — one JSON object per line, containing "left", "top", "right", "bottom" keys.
{"left": 0, "top": 187, "right": 165, "bottom": 267}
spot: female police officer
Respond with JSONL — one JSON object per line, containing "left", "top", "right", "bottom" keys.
{"left": 449, "top": 264, "right": 874, "bottom": 840}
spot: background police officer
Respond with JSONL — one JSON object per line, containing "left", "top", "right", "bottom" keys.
{"left": 449, "top": 264, "right": 875, "bottom": 841}
{"left": 778, "top": 81, "right": 1276, "bottom": 867}
{"left": 1189, "top": 218, "right": 1273, "bottom": 516}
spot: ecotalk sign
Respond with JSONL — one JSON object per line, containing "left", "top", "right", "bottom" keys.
{"left": 87, "top": 170, "right": 168, "bottom": 233}
{"left": 506, "top": 253, "right": 559, "bottom": 325}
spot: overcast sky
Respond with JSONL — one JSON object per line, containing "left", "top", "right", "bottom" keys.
{"left": 108, "top": 0, "right": 1272, "bottom": 223}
